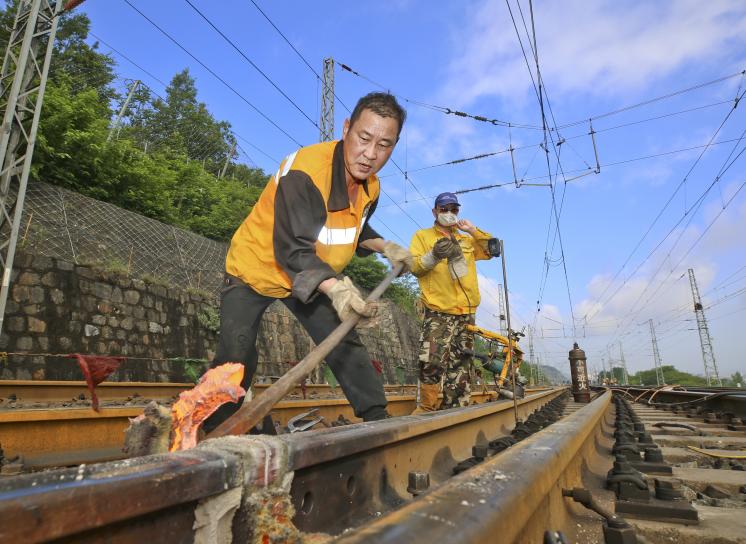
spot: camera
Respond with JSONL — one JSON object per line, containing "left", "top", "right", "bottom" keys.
{"left": 487, "top": 238, "right": 501, "bottom": 257}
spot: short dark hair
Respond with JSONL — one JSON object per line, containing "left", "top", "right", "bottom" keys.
{"left": 349, "top": 92, "right": 407, "bottom": 139}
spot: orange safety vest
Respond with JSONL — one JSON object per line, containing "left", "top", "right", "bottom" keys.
{"left": 226, "top": 140, "right": 380, "bottom": 299}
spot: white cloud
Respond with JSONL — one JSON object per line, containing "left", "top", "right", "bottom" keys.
{"left": 442, "top": 0, "right": 746, "bottom": 107}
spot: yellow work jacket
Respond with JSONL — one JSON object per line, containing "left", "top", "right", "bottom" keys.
{"left": 410, "top": 225, "right": 493, "bottom": 315}
{"left": 226, "top": 140, "right": 381, "bottom": 302}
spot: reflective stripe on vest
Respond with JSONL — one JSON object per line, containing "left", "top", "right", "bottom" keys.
{"left": 274, "top": 150, "right": 298, "bottom": 185}
{"left": 317, "top": 225, "right": 357, "bottom": 246}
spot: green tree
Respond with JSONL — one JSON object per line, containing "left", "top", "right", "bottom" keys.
{"left": 343, "top": 255, "right": 420, "bottom": 315}
{"left": 50, "top": 10, "right": 117, "bottom": 104}
{"left": 731, "top": 371, "right": 744, "bottom": 387}
{"left": 136, "top": 69, "right": 233, "bottom": 171}
{"left": 629, "top": 365, "right": 708, "bottom": 387}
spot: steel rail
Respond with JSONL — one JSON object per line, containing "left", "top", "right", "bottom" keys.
{"left": 0, "top": 388, "right": 566, "bottom": 542}
{"left": 0, "top": 380, "right": 193, "bottom": 401}
{"left": 607, "top": 386, "right": 746, "bottom": 418}
{"left": 0, "top": 380, "right": 422, "bottom": 402}
{"left": 0, "top": 379, "right": 548, "bottom": 403}
{"left": 0, "top": 390, "right": 502, "bottom": 468}
{"left": 333, "top": 390, "right": 611, "bottom": 543}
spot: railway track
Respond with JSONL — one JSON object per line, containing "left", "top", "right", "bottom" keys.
{"left": 0, "top": 380, "right": 520, "bottom": 468}
{"left": 1, "top": 385, "right": 743, "bottom": 543}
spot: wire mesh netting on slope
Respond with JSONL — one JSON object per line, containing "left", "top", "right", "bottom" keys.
{"left": 18, "top": 182, "right": 228, "bottom": 294}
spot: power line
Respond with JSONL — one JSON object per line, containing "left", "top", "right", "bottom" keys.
{"left": 336, "top": 60, "right": 541, "bottom": 129}
{"left": 380, "top": 186, "right": 423, "bottom": 230}
{"left": 183, "top": 0, "right": 318, "bottom": 129}
{"left": 581, "top": 90, "right": 746, "bottom": 324}
{"left": 377, "top": 97, "right": 734, "bottom": 182}
{"left": 121, "top": 0, "right": 303, "bottom": 146}
{"left": 602, "top": 136, "right": 746, "bottom": 327}
{"left": 506, "top": 0, "right": 575, "bottom": 335}
{"left": 85, "top": 47, "right": 280, "bottom": 168}
{"left": 607, "top": 177, "right": 746, "bottom": 347}
{"left": 88, "top": 32, "right": 169, "bottom": 88}
{"left": 556, "top": 69, "right": 746, "bottom": 130}
{"left": 378, "top": 134, "right": 746, "bottom": 208}
{"left": 247, "top": 1, "right": 352, "bottom": 114}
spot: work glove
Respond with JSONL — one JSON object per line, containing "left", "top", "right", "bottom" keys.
{"left": 432, "top": 238, "right": 462, "bottom": 260}
{"left": 327, "top": 276, "right": 378, "bottom": 326}
{"left": 382, "top": 241, "right": 413, "bottom": 274}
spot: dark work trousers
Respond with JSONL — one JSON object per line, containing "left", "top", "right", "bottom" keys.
{"left": 202, "top": 277, "right": 388, "bottom": 433}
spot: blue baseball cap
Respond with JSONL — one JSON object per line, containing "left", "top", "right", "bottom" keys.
{"left": 434, "top": 192, "right": 460, "bottom": 208}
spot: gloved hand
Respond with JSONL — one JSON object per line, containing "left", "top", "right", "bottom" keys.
{"left": 432, "top": 238, "right": 462, "bottom": 260}
{"left": 382, "top": 241, "right": 413, "bottom": 273}
{"left": 431, "top": 238, "right": 453, "bottom": 260}
{"left": 326, "top": 276, "right": 378, "bottom": 323}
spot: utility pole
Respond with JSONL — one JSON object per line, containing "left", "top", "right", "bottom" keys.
{"left": 688, "top": 268, "right": 721, "bottom": 386}
{"left": 0, "top": 0, "right": 64, "bottom": 335}
{"left": 606, "top": 344, "right": 614, "bottom": 383}
{"left": 319, "top": 57, "right": 334, "bottom": 142}
{"left": 107, "top": 79, "right": 140, "bottom": 142}
{"left": 528, "top": 326, "right": 536, "bottom": 386}
{"left": 619, "top": 341, "right": 629, "bottom": 385}
{"left": 648, "top": 319, "right": 665, "bottom": 386}
{"left": 219, "top": 142, "right": 236, "bottom": 179}
{"left": 497, "top": 283, "right": 507, "bottom": 335}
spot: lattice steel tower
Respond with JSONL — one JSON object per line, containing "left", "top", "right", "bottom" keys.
{"left": 0, "top": 0, "right": 63, "bottom": 334}
{"left": 688, "top": 268, "right": 721, "bottom": 386}
{"left": 528, "top": 326, "right": 536, "bottom": 385}
{"left": 319, "top": 57, "right": 334, "bottom": 142}
{"left": 648, "top": 319, "right": 665, "bottom": 386}
{"left": 619, "top": 341, "right": 629, "bottom": 385}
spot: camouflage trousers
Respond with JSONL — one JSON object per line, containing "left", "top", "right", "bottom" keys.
{"left": 418, "top": 309, "right": 475, "bottom": 409}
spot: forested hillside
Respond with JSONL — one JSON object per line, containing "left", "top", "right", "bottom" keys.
{"left": 1, "top": 2, "right": 268, "bottom": 242}
{"left": 0, "top": 1, "right": 419, "bottom": 312}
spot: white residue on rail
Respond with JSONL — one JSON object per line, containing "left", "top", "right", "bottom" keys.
{"left": 412, "top": 512, "right": 457, "bottom": 527}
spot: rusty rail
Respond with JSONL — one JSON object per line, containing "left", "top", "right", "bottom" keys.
{"left": 4, "top": 385, "right": 744, "bottom": 543}
{"left": 0, "top": 388, "right": 567, "bottom": 542}
{"left": 333, "top": 390, "right": 611, "bottom": 543}
{"left": 0, "top": 390, "right": 501, "bottom": 468}
{"left": 606, "top": 385, "right": 746, "bottom": 418}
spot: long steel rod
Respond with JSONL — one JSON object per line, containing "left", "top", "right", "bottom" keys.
{"left": 499, "top": 239, "right": 519, "bottom": 423}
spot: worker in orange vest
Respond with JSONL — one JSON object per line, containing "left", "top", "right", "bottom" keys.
{"left": 203, "top": 93, "right": 412, "bottom": 432}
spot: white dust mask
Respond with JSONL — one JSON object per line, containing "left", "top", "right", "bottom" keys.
{"left": 437, "top": 212, "right": 458, "bottom": 227}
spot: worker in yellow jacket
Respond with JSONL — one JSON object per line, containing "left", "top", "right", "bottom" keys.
{"left": 202, "top": 93, "right": 412, "bottom": 432}
{"left": 409, "top": 192, "right": 496, "bottom": 411}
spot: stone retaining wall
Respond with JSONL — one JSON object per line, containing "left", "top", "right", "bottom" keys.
{"left": 0, "top": 253, "right": 420, "bottom": 384}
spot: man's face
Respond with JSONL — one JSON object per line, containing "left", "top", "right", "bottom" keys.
{"left": 342, "top": 109, "right": 399, "bottom": 183}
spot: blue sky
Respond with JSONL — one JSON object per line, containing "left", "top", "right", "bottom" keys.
{"left": 79, "top": 0, "right": 746, "bottom": 381}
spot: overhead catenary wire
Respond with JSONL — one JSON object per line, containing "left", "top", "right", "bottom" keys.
{"left": 108, "top": 72, "right": 279, "bottom": 170}
{"left": 377, "top": 135, "right": 746, "bottom": 208}
{"left": 555, "top": 69, "right": 746, "bottom": 130}
{"left": 182, "top": 0, "right": 319, "bottom": 129}
{"left": 246, "top": 0, "right": 352, "bottom": 114}
{"left": 89, "top": 32, "right": 169, "bottom": 88}
{"left": 336, "top": 60, "right": 541, "bottom": 130}
{"left": 377, "top": 97, "right": 735, "bottom": 181}
{"left": 505, "top": 0, "right": 576, "bottom": 335}
{"left": 580, "top": 90, "right": 746, "bottom": 325}
{"left": 605, "top": 176, "right": 746, "bottom": 348}
{"left": 121, "top": 0, "right": 304, "bottom": 146}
